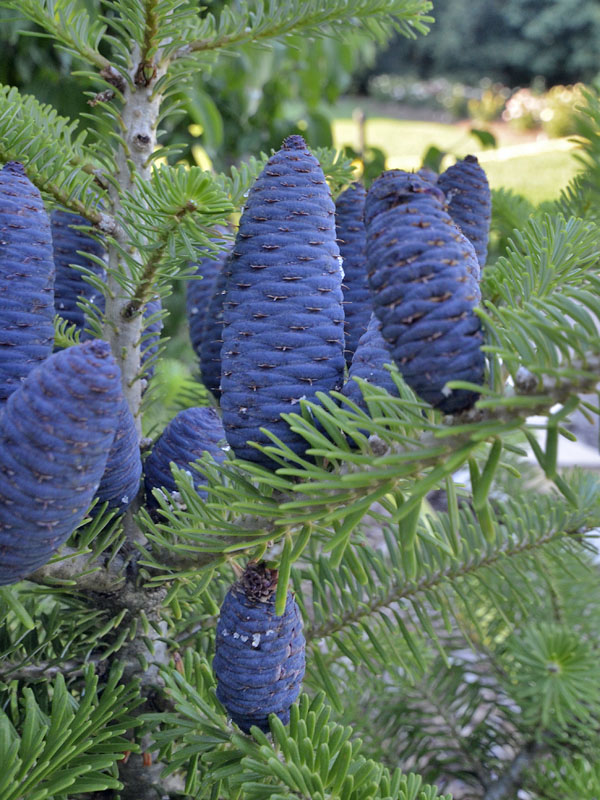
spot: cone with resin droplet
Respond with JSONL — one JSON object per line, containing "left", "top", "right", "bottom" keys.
{"left": 365, "top": 170, "right": 484, "bottom": 414}
{"left": 438, "top": 154, "right": 491, "bottom": 269}
{"left": 144, "top": 406, "right": 226, "bottom": 508}
{"left": 220, "top": 135, "right": 345, "bottom": 466}
{"left": 335, "top": 182, "right": 371, "bottom": 366}
{"left": 0, "top": 162, "right": 55, "bottom": 405}
{"left": 0, "top": 340, "right": 122, "bottom": 585}
{"left": 213, "top": 562, "right": 305, "bottom": 733}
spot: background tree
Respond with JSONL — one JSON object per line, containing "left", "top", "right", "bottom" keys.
{"left": 370, "top": 0, "right": 600, "bottom": 86}
{"left": 1, "top": 3, "right": 600, "bottom": 800}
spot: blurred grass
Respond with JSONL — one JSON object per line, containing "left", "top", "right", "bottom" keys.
{"left": 332, "top": 115, "right": 580, "bottom": 204}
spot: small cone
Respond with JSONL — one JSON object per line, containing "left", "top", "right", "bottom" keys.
{"left": 51, "top": 208, "right": 106, "bottom": 338}
{"left": 438, "top": 155, "right": 491, "bottom": 268}
{"left": 342, "top": 313, "right": 399, "bottom": 414}
{"left": 213, "top": 562, "right": 305, "bottom": 733}
{"left": 93, "top": 398, "right": 141, "bottom": 513}
{"left": 144, "top": 406, "right": 226, "bottom": 508}
{"left": 335, "top": 182, "right": 371, "bottom": 366}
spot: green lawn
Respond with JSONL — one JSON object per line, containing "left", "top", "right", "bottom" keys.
{"left": 332, "top": 116, "right": 581, "bottom": 205}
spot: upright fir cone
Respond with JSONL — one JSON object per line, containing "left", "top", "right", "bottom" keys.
{"left": 93, "top": 397, "right": 142, "bottom": 513}
{"left": 198, "top": 253, "right": 230, "bottom": 399}
{"left": 144, "top": 406, "right": 226, "bottom": 509}
{"left": 51, "top": 208, "right": 106, "bottom": 337}
{"left": 335, "top": 182, "right": 371, "bottom": 366}
{"left": 342, "top": 312, "right": 398, "bottom": 414}
{"left": 0, "top": 162, "right": 55, "bottom": 404}
{"left": 438, "top": 154, "right": 491, "bottom": 269}
{"left": 220, "top": 135, "right": 345, "bottom": 467}
{"left": 0, "top": 340, "right": 122, "bottom": 585}
{"left": 213, "top": 562, "right": 305, "bottom": 733}
{"left": 365, "top": 170, "right": 485, "bottom": 414}
{"left": 186, "top": 248, "right": 230, "bottom": 372}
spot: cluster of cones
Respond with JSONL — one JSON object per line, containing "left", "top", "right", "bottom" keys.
{"left": 1, "top": 135, "right": 490, "bottom": 733}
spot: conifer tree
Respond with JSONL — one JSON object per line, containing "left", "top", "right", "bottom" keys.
{"left": 1, "top": 3, "right": 600, "bottom": 800}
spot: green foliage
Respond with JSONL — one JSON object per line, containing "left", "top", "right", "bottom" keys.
{"left": 371, "top": 0, "right": 600, "bottom": 86}
{"left": 480, "top": 213, "right": 600, "bottom": 384}
{"left": 1, "top": 3, "right": 600, "bottom": 800}
{"left": 504, "top": 622, "right": 600, "bottom": 729}
{"left": 148, "top": 649, "right": 452, "bottom": 800}
{"left": 489, "top": 187, "right": 535, "bottom": 261}
{"left": 0, "top": 83, "right": 105, "bottom": 218}
{"left": 0, "top": 665, "right": 141, "bottom": 799}
{"left": 532, "top": 756, "right": 600, "bottom": 800}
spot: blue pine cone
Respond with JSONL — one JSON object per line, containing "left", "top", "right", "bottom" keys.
{"left": 93, "top": 397, "right": 141, "bottom": 513}
{"left": 365, "top": 170, "right": 485, "bottom": 414}
{"left": 51, "top": 208, "right": 106, "bottom": 337}
{"left": 144, "top": 406, "right": 226, "bottom": 508}
{"left": 342, "top": 313, "right": 398, "bottom": 413}
{"left": 335, "top": 182, "right": 371, "bottom": 366}
{"left": 213, "top": 562, "right": 305, "bottom": 733}
{"left": 186, "top": 249, "right": 229, "bottom": 367}
{"left": 438, "top": 155, "right": 491, "bottom": 269}
{"left": 198, "top": 252, "right": 230, "bottom": 399}
{"left": 220, "top": 135, "right": 345, "bottom": 467}
{"left": 0, "top": 340, "right": 122, "bottom": 585}
{"left": 0, "top": 161, "right": 55, "bottom": 404}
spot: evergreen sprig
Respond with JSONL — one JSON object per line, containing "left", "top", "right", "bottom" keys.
{"left": 112, "top": 165, "right": 233, "bottom": 302}
{"left": 147, "top": 649, "right": 452, "bottom": 800}
{"left": 172, "top": 0, "right": 433, "bottom": 60}
{"left": 0, "top": 84, "right": 108, "bottom": 220}
{"left": 0, "top": 665, "right": 141, "bottom": 799}
{"left": 297, "top": 477, "right": 600, "bottom": 681}
{"left": 0, "top": 0, "right": 110, "bottom": 69}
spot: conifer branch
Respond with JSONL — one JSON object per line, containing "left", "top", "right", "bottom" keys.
{"left": 0, "top": 0, "right": 112, "bottom": 70}
{"left": 175, "top": 0, "right": 432, "bottom": 59}
{"left": 304, "top": 521, "right": 585, "bottom": 643}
